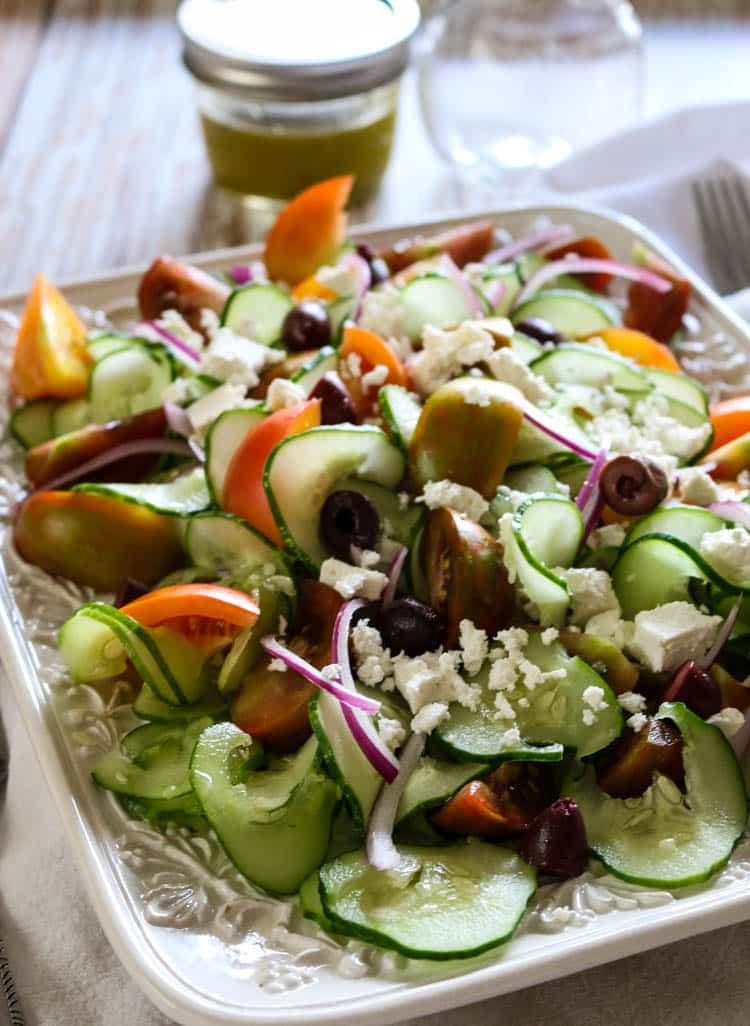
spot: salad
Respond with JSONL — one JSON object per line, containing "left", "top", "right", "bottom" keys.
{"left": 8, "top": 174, "right": 750, "bottom": 962}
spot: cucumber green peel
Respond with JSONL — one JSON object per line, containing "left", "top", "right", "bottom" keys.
{"left": 567, "top": 702, "right": 748, "bottom": 888}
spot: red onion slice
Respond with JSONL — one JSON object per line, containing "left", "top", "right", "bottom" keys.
{"left": 439, "top": 255, "right": 485, "bottom": 317}
{"left": 708, "top": 501, "right": 750, "bottom": 529}
{"left": 483, "top": 277, "right": 507, "bottom": 311}
{"left": 340, "top": 252, "right": 372, "bottom": 321}
{"left": 485, "top": 225, "right": 575, "bottom": 266}
{"left": 145, "top": 321, "right": 202, "bottom": 365}
{"left": 522, "top": 407, "right": 599, "bottom": 461}
{"left": 366, "top": 731, "right": 426, "bottom": 870}
{"left": 575, "top": 447, "right": 609, "bottom": 513}
{"left": 163, "top": 401, "right": 193, "bottom": 438}
{"left": 31, "top": 438, "right": 193, "bottom": 494}
{"left": 512, "top": 258, "right": 672, "bottom": 311}
{"left": 230, "top": 266, "right": 252, "bottom": 285}
{"left": 381, "top": 545, "right": 407, "bottom": 609}
{"left": 698, "top": 596, "right": 743, "bottom": 670}
{"left": 260, "top": 636, "right": 381, "bottom": 714}
{"left": 333, "top": 599, "right": 400, "bottom": 782}
{"left": 582, "top": 490, "right": 606, "bottom": 544}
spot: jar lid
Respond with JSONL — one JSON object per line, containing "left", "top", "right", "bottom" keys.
{"left": 178, "top": 0, "right": 420, "bottom": 101}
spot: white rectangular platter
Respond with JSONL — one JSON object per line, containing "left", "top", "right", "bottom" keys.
{"left": 2, "top": 203, "right": 750, "bottom": 1026}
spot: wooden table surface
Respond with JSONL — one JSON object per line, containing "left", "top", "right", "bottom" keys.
{"left": 0, "top": 0, "right": 749, "bottom": 297}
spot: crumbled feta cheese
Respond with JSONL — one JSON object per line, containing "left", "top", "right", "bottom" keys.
{"left": 632, "top": 393, "right": 712, "bottom": 462}
{"left": 584, "top": 609, "right": 633, "bottom": 649}
{"left": 265, "top": 377, "right": 306, "bottom": 412}
{"left": 408, "top": 321, "right": 496, "bottom": 396}
{"left": 268, "top": 658, "right": 288, "bottom": 673}
{"left": 321, "top": 663, "right": 341, "bottom": 681}
{"left": 346, "top": 352, "right": 363, "bottom": 378}
{"left": 351, "top": 619, "right": 393, "bottom": 687}
{"left": 319, "top": 558, "right": 387, "bottom": 601}
{"left": 361, "top": 363, "right": 389, "bottom": 391}
{"left": 199, "top": 326, "right": 283, "bottom": 387}
{"left": 200, "top": 308, "right": 220, "bottom": 336}
{"left": 378, "top": 715, "right": 406, "bottom": 751}
{"left": 700, "top": 528, "right": 750, "bottom": 587}
{"left": 626, "top": 601, "right": 721, "bottom": 673}
{"left": 187, "top": 383, "right": 250, "bottom": 438}
{"left": 316, "top": 262, "right": 358, "bottom": 297}
{"left": 588, "top": 523, "right": 627, "bottom": 550}
{"left": 541, "top": 627, "right": 559, "bottom": 646}
{"left": 160, "top": 377, "right": 192, "bottom": 406}
{"left": 459, "top": 619, "right": 488, "bottom": 675}
{"left": 392, "top": 650, "right": 480, "bottom": 714}
{"left": 582, "top": 684, "right": 607, "bottom": 726}
{"left": 499, "top": 726, "right": 522, "bottom": 748}
{"left": 157, "top": 309, "right": 205, "bottom": 351}
{"left": 707, "top": 706, "right": 745, "bottom": 738}
{"left": 419, "top": 480, "right": 489, "bottom": 522}
{"left": 350, "top": 547, "right": 381, "bottom": 569}
{"left": 463, "top": 382, "right": 491, "bottom": 407}
{"left": 411, "top": 701, "right": 449, "bottom": 735}
{"left": 617, "top": 691, "right": 647, "bottom": 715}
{"left": 557, "top": 568, "right": 620, "bottom": 626}
{"left": 485, "top": 346, "right": 554, "bottom": 404}
{"left": 677, "top": 466, "right": 721, "bottom": 507}
{"left": 627, "top": 712, "right": 648, "bottom": 733}
{"left": 358, "top": 286, "right": 410, "bottom": 357}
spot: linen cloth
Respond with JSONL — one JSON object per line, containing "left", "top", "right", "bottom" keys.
{"left": 3, "top": 102, "right": 750, "bottom": 1026}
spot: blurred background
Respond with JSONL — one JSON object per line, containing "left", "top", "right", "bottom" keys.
{"left": 0, "top": 0, "right": 748, "bottom": 295}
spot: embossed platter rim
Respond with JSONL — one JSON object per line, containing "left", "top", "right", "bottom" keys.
{"left": 3, "top": 203, "right": 750, "bottom": 1026}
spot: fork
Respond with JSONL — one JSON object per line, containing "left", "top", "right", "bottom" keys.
{"left": 0, "top": 713, "right": 25, "bottom": 1026}
{"left": 692, "top": 174, "right": 750, "bottom": 295}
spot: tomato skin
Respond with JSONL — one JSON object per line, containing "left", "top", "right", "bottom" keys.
{"left": 12, "top": 274, "right": 92, "bottom": 400}
{"left": 544, "top": 235, "right": 613, "bottom": 293}
{"left": 587, "top": 327, "right": 681, "bottom": 372}
{"left": 710, "top": 396, "right": 750, "bottom": 451}
{"left": 625, "top": 248, "right": 691, "bottom": 343}
{"left": 379, "top": 222, "right": 495, "bottom": 274}
{"left": 222, "top": 399, "right": 321, "bottom": 545}
{"left": 432, "top": 764, "right": 557, "bottom": 840}
{"left": 121, "top": 583, "right": 259, "bottom": 628}
{"left": 137, "top": 255, "right": 230, "bottom": 332}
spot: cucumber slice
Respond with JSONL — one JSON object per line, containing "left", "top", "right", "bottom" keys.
{"left": 327, "top": 297, "right": 355, "bottom": 341}
{"left": 299, "top": 872, "right": 335, "bottom": 930}
{"left": 120, "top": 792, "right": 205, "bottom": 831}
{"left": 510, "top": 331, "right": 543, "bottom": 364}
{"left": 502, "top": 495, "right": 583, "bottom": 627}
{"left": 395, "top": 756, "right": 486, "bottom": 825}
{"left": 319, "top": 841, "right": 536, "bottom": 960}
{"left": 662, "top": 396, "right": 714, "bottom": 462}
{"left": 531, "top": 343, "right": 649, "bottom": 393}
{"left": 264, "top": 425, "right": 405, "bottom": 571}
{"left": 290, "top": 346, "right": 338, "bottom": 395}
{"left": 92, "top": 717, "right": 211, "bottom": 800}
{"left": 510, "top": 404, "right": 594, "bottom": 467}
{"left": 646, "top": 367, "right": 708, "bottom": 414}
{"left": 512, "top": 289, "right": 620, "bottom": 339}
{"left": 400, "top": 274, "right": 473, "bottom": 341}
{"left": 338, "top": 476, "right": 422, "bottom": 547}
{"left": 436, "top": 633, "right": 621, "bottom": 760}
{"left": 378, "top": 385, "right": 421, "bottom": 451}
{"left": 567, "top": 701, "right": 748, "bottom": 888}
{"left": 75, "top": 467, "right": 210, "bottom": 516}
{"left": 52, "top": 398, "right": 91, "bottom": 437}
{"left": 407, "top": 523, "right": 429, "bottom": 603}
{"left": 190, "top": 725, "right": 339, "bottom": 894}
{"left": 218, "top": 587, "right": 284, "bottom": 695}
{"left": 482, "top": 264, "right": 521, "bottom": 315}
{"left": 625, "top": 505, "right": 727, "bottom": 550}
{"left": 88, "top": 343, "right": 174, "bottom": 423}
{"left": 576, "top": 545, "right": 619, "bottom": 572}
{"left": 59, "top": 603, "right": 212, "bottom": 705}
{"left": 133, "top": 682, "right": 228, "bottom": 721}
{"left": 612, "top": 535, "right": 709, "bottom": 618}
{"left": 9, "top": 400, "right": 57, "bottom": 448}
{"left": 86, "top": 333, "right": 133, "bottom": 361}
{"left": 503, "top": 464, "right": 560, "bottom": 495}
{"left": 220, "top": 283, "right": 293, "bottom": 347}
{"left": 204, "top": 404, "right": 266, "bottom": 504}
{"left": 184, "top": 511, "right": 286, "bottom": 575}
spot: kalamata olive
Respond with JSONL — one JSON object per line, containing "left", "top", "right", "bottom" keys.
{"left": 114, "top": 577, "right": 149, "bottom": 608}
{"left": 514, "top": 317, "right": 563, "bottom": 345}
{"left": 281, "top": 301, "right": 332, "bottom": 352}
{"left": 519, "top": 798, "right": 588, "bottom": 878}
{"left": 356, "top": 243, "right": 390, "bottom": 288}
{"left": 309, "top": 371, "right": 357, "bottom": 425}
{"left": 378, "top": 597, "right": 445, "bottom": 657}
{"left": 320, "top": 490, "right": 380, "bottom": 560}
{"left": 662, "top": 659, "right": 722, "bottom": 719}
{"left": 599, "top": 455, "right": 668, "bottom": 516}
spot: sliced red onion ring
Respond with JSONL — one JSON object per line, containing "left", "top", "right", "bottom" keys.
{"left": 522, "top": 407, "right": 598, "bottom": 461}
{"left": 31, "top": 438, "right": 193, "bottom": 494}
{"left": 340, "top": 252, "right": 372, "bottom": 321}
{"left": 381, "top": 545, "right": 407, "bottom": 609}
{"left": 575, "top": 447, "right": 609, "bottom": 513}
{"left": 188, "top": 438, "right": 206, "bottom": 464}
{"left": 333, "top": 599, "right": 400, "bottom": 782}
{"left": 483, "top": 277, "right": 507, "bottom": 311}
{"left": 230, "top": 266, "right": 252, "bottom": 285}
{"left": 145, "top": 321, "right": 202, "bottom": 365}
{"left": 708, "top": 501, "right": 750, "bottom": 529}
{"left": 485, "top": 225, "right": 575, "bottom": 266}
{"left": 366, "top": 731, "right": 426, "bottom": 870}
{"left": 163, "top": 401, "right": 193, "bottom": 438}
{"left": 582, "top": 491, "right": 606, "bottom": 543}
{"left": 698, "top": 596, "right": 743, "bottom": 670}
{"left": 260, "top": 636, "right": 381, "bottom": 714}
{"left": 512, "top": 258, "right": 672, "bottom": 311}
{"left": 439, "top": 255, "right": 485, "bottom": 317}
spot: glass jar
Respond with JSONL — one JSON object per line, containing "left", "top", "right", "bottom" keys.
{"left": 179, "top": 0, "right": 420, "bottom": 212}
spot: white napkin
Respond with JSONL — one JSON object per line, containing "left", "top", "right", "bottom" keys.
{"left": 3, "top": 103, "right": 750, "bottom": 1026}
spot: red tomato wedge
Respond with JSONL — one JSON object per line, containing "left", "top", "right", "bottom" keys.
{"left": 122, "top": 583, "right": 259, "bottom": 656}
{"left": 264, "top": 175, "right": 353, "bottom": 286}
{"left": 222, "top": 399, "right": 321, "bottom": 545}
{"left": 544, "top": 235, "right": 614, "bottom": 293}
{"left": 339, "top": 324, "right": 408, "bottom": 420}
{"left": 12, "top": 274, "right": 92, "bottom": 399}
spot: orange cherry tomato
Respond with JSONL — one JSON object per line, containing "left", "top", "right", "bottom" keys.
{"left": 122, "top": 583, "right": 259, "bottom": 657}
{"left": 222, "top": 399, "right": 321, "bottom": 545}
{"left": 586, "top": 327, "right": 681, "bottom": 372}
{"left": 264, "top": 175, "right": 353, "bottom": 286}
{"left": 291, "top": 276, "right": 337, "bottom": 302}
{"left": 12, "top": 274, "right": 92, "bottom": 399}
{"left": 710, "top": 396, "right": 750, "bottom": 451}
{"left": 339, "top": 324, "right": 408, "bottom": 420}
{"left": 544, "top": 235, "right": 613, "bottom": 293}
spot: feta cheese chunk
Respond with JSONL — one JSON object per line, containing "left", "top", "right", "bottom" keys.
{"left": 319, "top": 558, "right": 387, "bottom": 601}
{"left": 557, "top": 568, "right": 620, "bottom": 626}
{"left": 588, "top": 523, "right": 627, "bottom": 550}
{"left": 199, "top": 326, "right": 283, "bottom": 388}
{"left": 485, "top": 346, "right": 554, "bottom": 404}
{"left": 408, "top": 321, "right": 496, "bottom": 396}
{"left": 459, "top": 619, "right": 488, "bottom": 675}
{"left": 626, "top": 601, "right": 721, "bottom": 673}
{"left": 419, "top": 480, "right": 489, "bottom": 522}
{"left": 391, "top": 650, "right": 480, "bottom": 715}
{"left": 411, "top": 701, "right": 450, "bottom": 735}
{"left": 377, "top": 716, "right": 406, "bottom": 751}
{"left": 155, "top": 309, "right": 205, "bottom": 352}
{"left": 584, "top": 609, "right": 633, "bottom": 649}
{"left": 265, "top": 377, "right": 306, "bottom": 412}
{"left": 186, "top": 383, "right": 250, "bottom": 439}
{"left": 358, "top": 285, "right": 410, "bottom": 357}
{"left": 677, "top": 466, "right": 721, "bottom": 507}
{"left": 316, "top": 262, "right": 358, "bottom": 297}
{"left": 700, "top": 527, "right": 750, "bottom": 587}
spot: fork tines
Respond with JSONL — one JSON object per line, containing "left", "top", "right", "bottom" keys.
{"left": 692, "top": 174, "right": 750, "bottom": 296}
